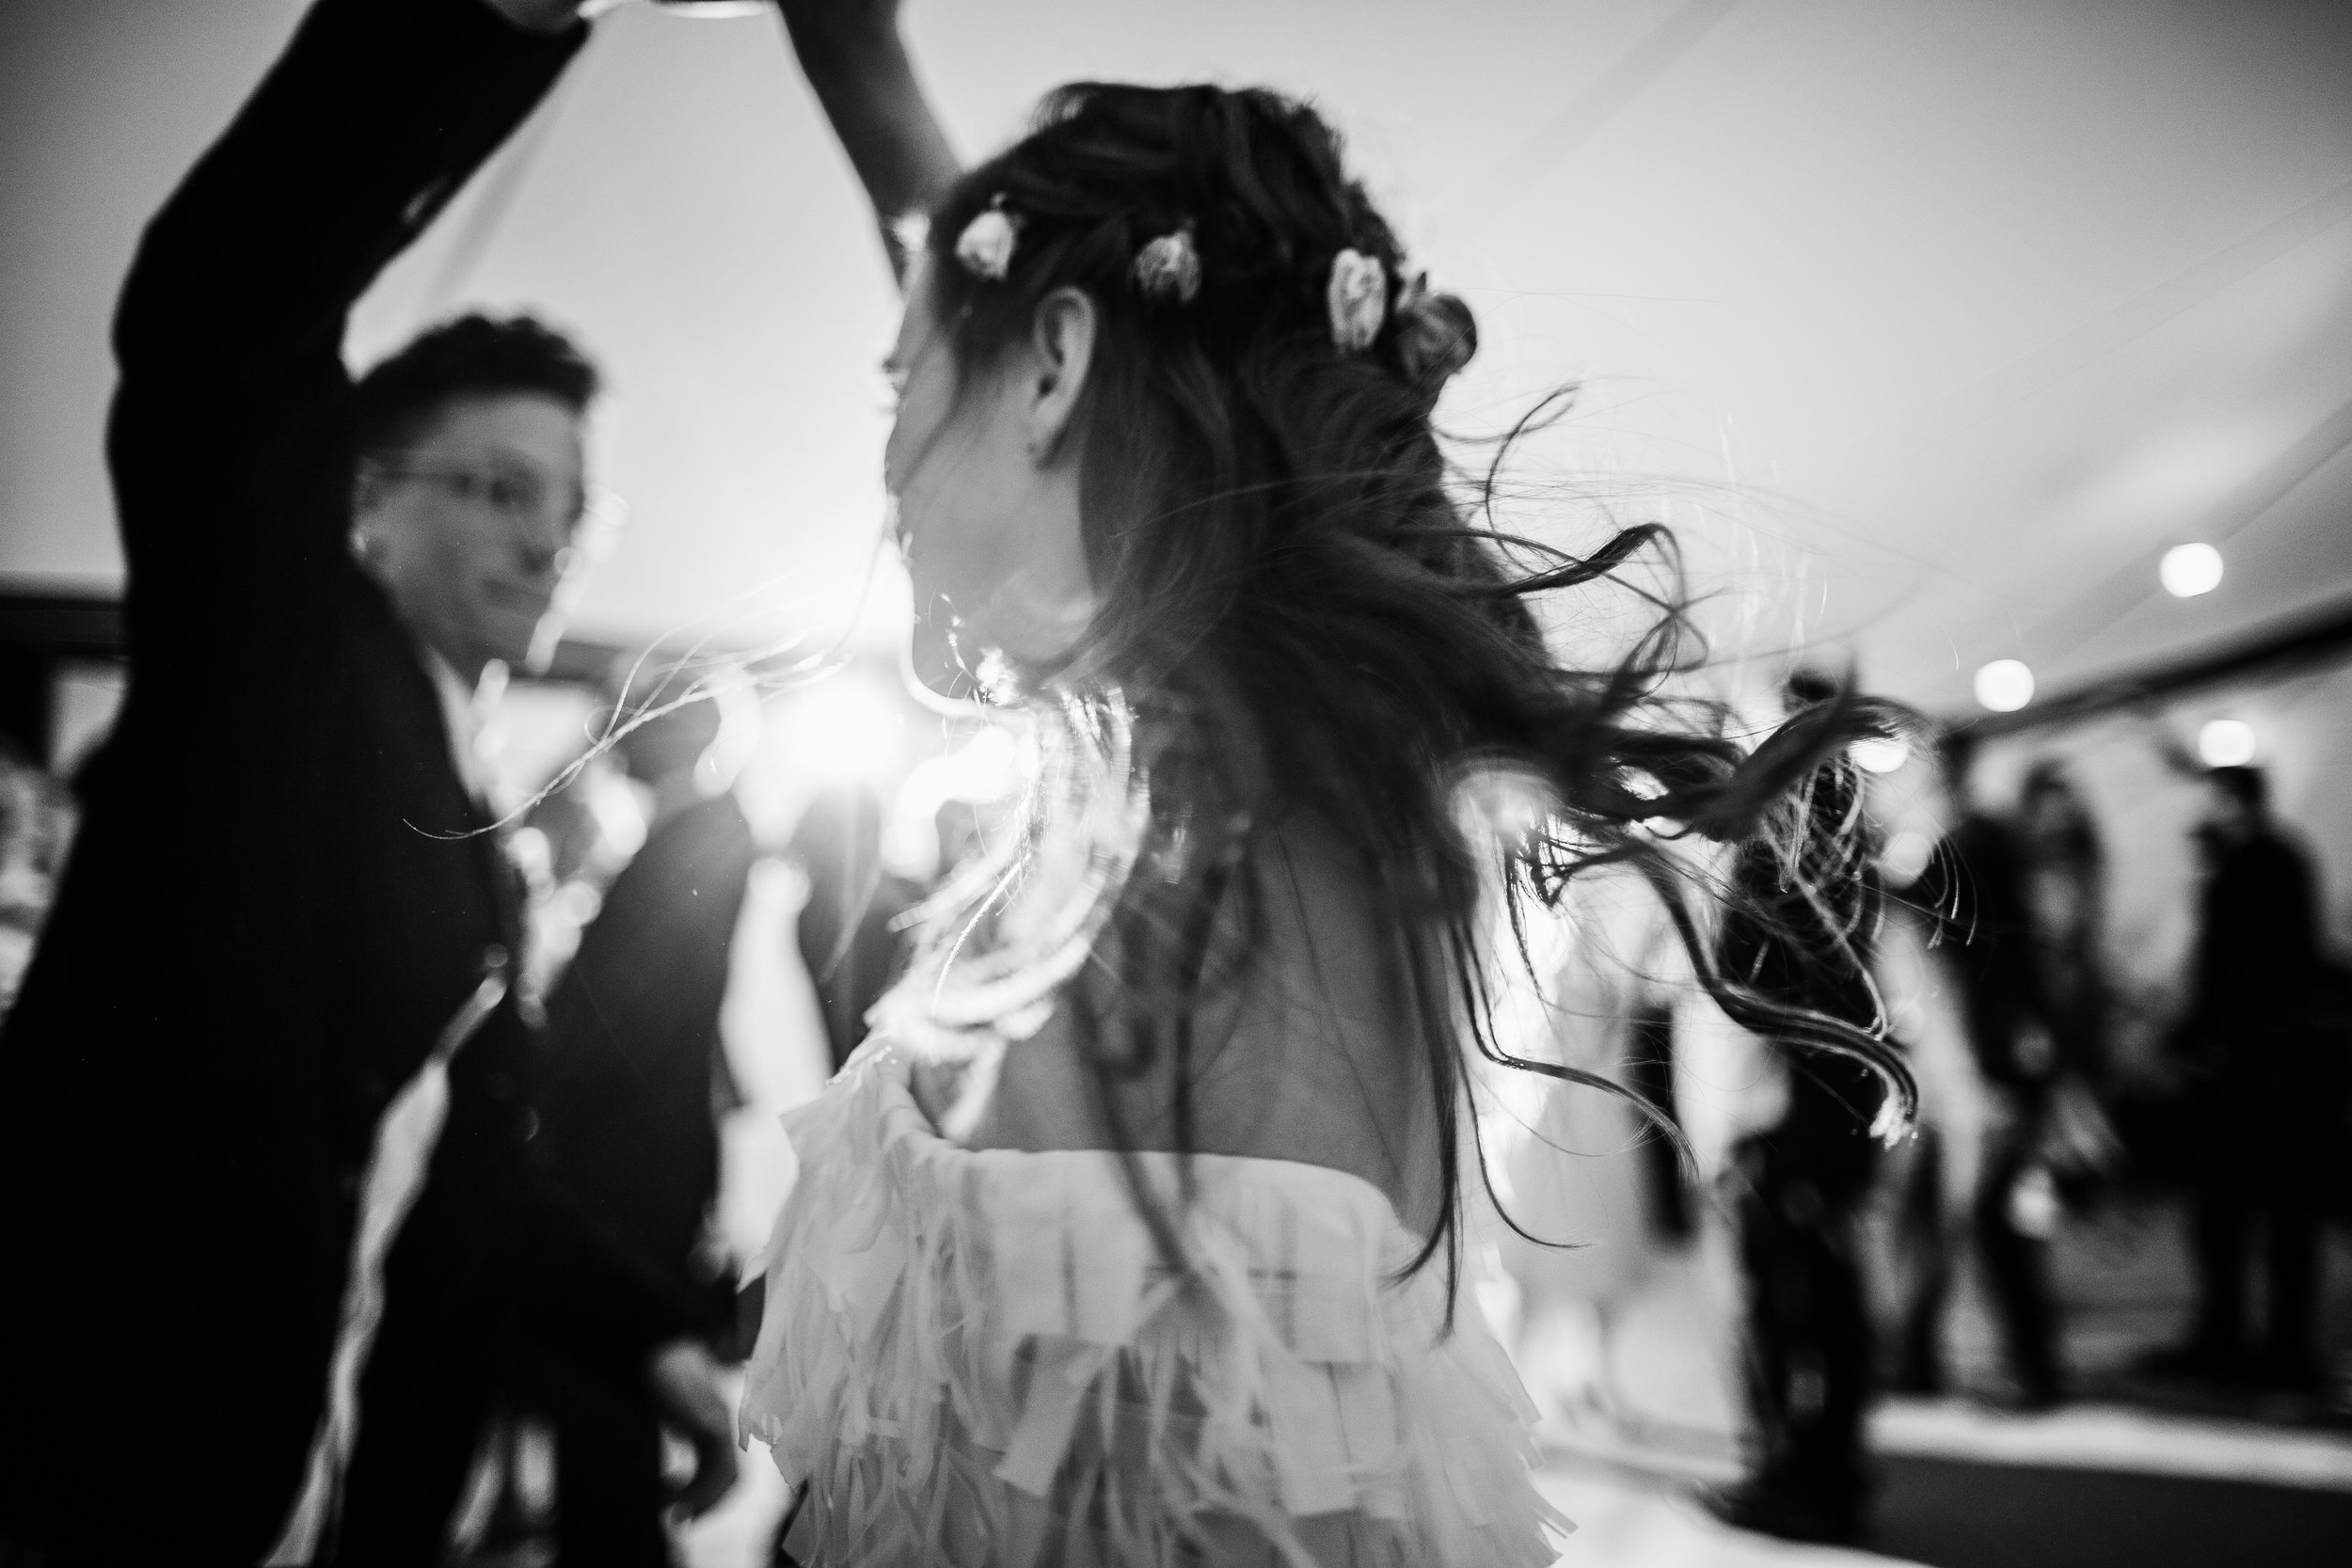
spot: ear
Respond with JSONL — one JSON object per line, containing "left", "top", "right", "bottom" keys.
{"left": 1023, "top": 286, "right": 1099, "bottom": 461}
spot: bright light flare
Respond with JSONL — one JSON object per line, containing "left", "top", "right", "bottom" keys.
{"left": 786, "top": 674, "right": 904, "bottom": 784}
{"left": 2197, "top": 719, "right": 2257, "bottom": 768}
{"left": 1851, "top": 736, "right": 1910, "bottom": 774}
{"left": 1973, "top": 659, "right": 2035, "bottom": 713}
{"left": 2160, "top": 543, "right": 2224, "bottom": 598}
{"left": 1451, "top": 761, "right": 1559, "bottom": 848}
{"left": 885, "top": 722, "right": 1034, "bottom": 882}
{"left": 1879, "top": 828, "right": 1936, "bottom": 887}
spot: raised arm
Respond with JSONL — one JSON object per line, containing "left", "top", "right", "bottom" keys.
{"left": 107, "top": 0, "right": 589, "bottom": 639}
{"left": 778, "top": 0, "right": 961, "bottom": 281}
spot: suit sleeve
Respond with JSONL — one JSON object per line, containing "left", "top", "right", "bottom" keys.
{"left": 513, "top": 1180, "right": 714, "bottom": 1367}
{"left": 106, "top": 0, "right": 585, "bottom": 652}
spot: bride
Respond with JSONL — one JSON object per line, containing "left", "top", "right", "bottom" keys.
{"left": 748, "top": 4, "right": 1908, "bottom": 1562}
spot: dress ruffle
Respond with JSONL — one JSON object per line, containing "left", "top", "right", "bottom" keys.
{"left": 739, "top": 1040, "right": 1567, "bottom": 1566}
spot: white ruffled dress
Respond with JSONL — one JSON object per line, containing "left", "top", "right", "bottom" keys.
{"left": 738, "top": 1036, "right": 1567, "bottom": 1566}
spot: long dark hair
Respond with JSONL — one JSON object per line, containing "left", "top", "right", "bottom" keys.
{"left": 908, "top": 82, "right": 1913, "bottom": 1303}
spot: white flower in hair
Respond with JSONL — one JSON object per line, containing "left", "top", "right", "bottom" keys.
{"left": 1326, "top": 247, "right": 1388, "bottom": 353}
{"left": 1132, "top": 226, "right": 1201, "bottom": 304}
{"left": 955, "top": 198, "right": 1019, "bottom": 281}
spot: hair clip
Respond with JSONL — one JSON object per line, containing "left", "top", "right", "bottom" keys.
{"left": 1327, "top": 248, "right": 1388, "bottom": 354}
{"left": 955, "top": 195, "right": 1020, "bottom": 282}
{"left": 1132, "top": 224, "right": 1202, "bottom": 304}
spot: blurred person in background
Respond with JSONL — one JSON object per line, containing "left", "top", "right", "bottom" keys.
{"left": 1896, "top": 732, "right": 2071, "bottom": 1409}
{"left": 2015, "top": 762, "right": 2108, "bottom": 1098}
{"left": 1710, "top": 676, "right": 1891, "bottom": 1546}
{"left": 522, "top": 672, "right": 761, "bottom": 1565}
{"left": 0, "top": 4, "right": 734, "bottom": 1562}
{"left": 2013, "top": 761, "right": 2120, "bottom": 1212}
{"left": 2142, "top": 764, "right": 2337, "bottom": 1390}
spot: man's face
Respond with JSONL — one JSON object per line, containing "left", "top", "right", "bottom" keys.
{"left": 353, "top": 391, "right": 587, "bottom": 679}
{"left": 2201, "top": 780, "right": 2256, "bottom": 845}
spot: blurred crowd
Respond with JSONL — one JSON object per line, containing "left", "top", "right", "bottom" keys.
{"left": 4, "top": 668, "right": 2343, "bottom": 1557}
{"left": 1477, "top": 703, "right": 2350, "bottom": 1545}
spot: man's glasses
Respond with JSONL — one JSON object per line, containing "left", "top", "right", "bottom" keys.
{"left": 373, "top": 456, "right": 591, "bottom": 542}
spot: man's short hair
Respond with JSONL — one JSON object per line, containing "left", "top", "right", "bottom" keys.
{"left": 2207, "top": 764, "right": 2267, "bottom": 812}
{"left": 349, "top": 311, "right": 598, "bottom": 456}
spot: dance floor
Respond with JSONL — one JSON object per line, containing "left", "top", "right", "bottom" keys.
{"left": 670, "top": 1415, "right": 2352, "bottom": 1568}
{"left": 1872, "top": 1453, "right": 2352, "bottom": 1568}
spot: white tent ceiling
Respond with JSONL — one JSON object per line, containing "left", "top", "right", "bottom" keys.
{"left": 6, "top": 0, "right": 2349, "bottom": 714}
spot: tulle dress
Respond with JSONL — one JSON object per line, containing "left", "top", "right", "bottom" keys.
{"left": 739, "top": 703, "right": 1565, "bottom": 1563}
{"left": 737, "top": 1023, "right": 1567, "bottom": 1566}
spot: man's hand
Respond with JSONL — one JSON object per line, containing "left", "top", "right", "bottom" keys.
{"left": 483, "top": 0, "right": 592, "bottom": 36}
{"left": 647, "top": 1337, "right": 741, "bottom": 1521}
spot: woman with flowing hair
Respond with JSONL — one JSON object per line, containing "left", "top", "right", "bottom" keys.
{"left": 747, "top": 4, "right": 1914, "bottom": 1561}
{"left": 2016, "top": 760, "right": 2108, "bottom": 1095}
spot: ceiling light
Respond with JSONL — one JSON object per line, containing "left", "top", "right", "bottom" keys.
{"left": 1973, "top": 659, "right": 2034, "bottom": 713}
{"left": 2197, "top": 719, "right": 2257, "bottom": 768}
{"left": 2160, "top": 542, "right": 2224, "bottom": 598}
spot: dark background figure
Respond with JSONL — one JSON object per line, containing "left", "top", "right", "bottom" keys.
{"left": 524, "top": 689, "right": 758, "bottom": 1565}
{"left": 2144, "top": 764, "right": 2337, "bottom": 1389}
{"left": 0, "top": 4, "right": 730, "bottom": 1560}
{"left": 2013, "top": 762, "right": 2122, "bottom": 1217}
{"left": 1713, "top": 681, "right": 1890, "bottom": 1546}
{"left": 2015, "top": 762, "right": 2108, "bottom": 1102}
{"left": 787, "top": 783, "right": 919, "bottom": 1072}
{"left": 1897, "top": 733, "right": 2071, "bottom": 1409}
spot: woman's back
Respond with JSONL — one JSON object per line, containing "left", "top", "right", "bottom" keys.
{"left": 962, "top": 813, "right": 1447, "bottom": 1238}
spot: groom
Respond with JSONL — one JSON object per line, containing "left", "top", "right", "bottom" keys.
{"left": 0, "top": 2, "right": 736, "bottom": 1561}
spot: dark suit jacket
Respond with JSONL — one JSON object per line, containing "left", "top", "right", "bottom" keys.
{"left": 1916, "top": 813, "right": 2048, "bottom": 1086}
{"left": 786, "top": 784, "right": 918, "bottom": 1072}
{"left": 0, "top": 3, "right": 690, "bottom": 1560}
{"left": 537, "top": 795, "right": 756, "bottom": 1298}
{"left": 2185, "top": 828, "right": 2321, "bottom": 1065}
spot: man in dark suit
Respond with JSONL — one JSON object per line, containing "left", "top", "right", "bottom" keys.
{"left": 1713, "top": 731, "right": 1888, "bottom": 1548}
{"left": 2152, "top": 764, "right": 2333, "bottom": 1387}
{"left": 1896, "top": 731, "right": 2066, "bottom": 1408}
{"left": 529, "top": 688, "right": 759, "bottom": 1565}
{"left": 0, "top": 2, "right": 733, "bottom": 1561}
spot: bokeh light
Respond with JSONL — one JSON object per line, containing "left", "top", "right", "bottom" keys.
{"left": 2197, "top": 718, "right": 2257, "bottom": 768}
{"left": 1851, "top": 736, "right": 1910, "bottom": 774}
{"left": 784, "top": 671, "right": 905, "bottom": 784}
{"left": 1973, "top": 659, "right": 2035, "bottom": 713}
{"left": 1878, "top": 828, "right": 1937, "bottom": 887}
{"left": 2159, "top": 542, "right": 2224, "bottom": 598}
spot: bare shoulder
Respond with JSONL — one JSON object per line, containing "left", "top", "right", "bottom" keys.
{"left": 965, "top": 812, "right": 1445, "bottom": 1232}
{"left": 1191, "top": 814, "right": 1445, "bottom": 1225}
